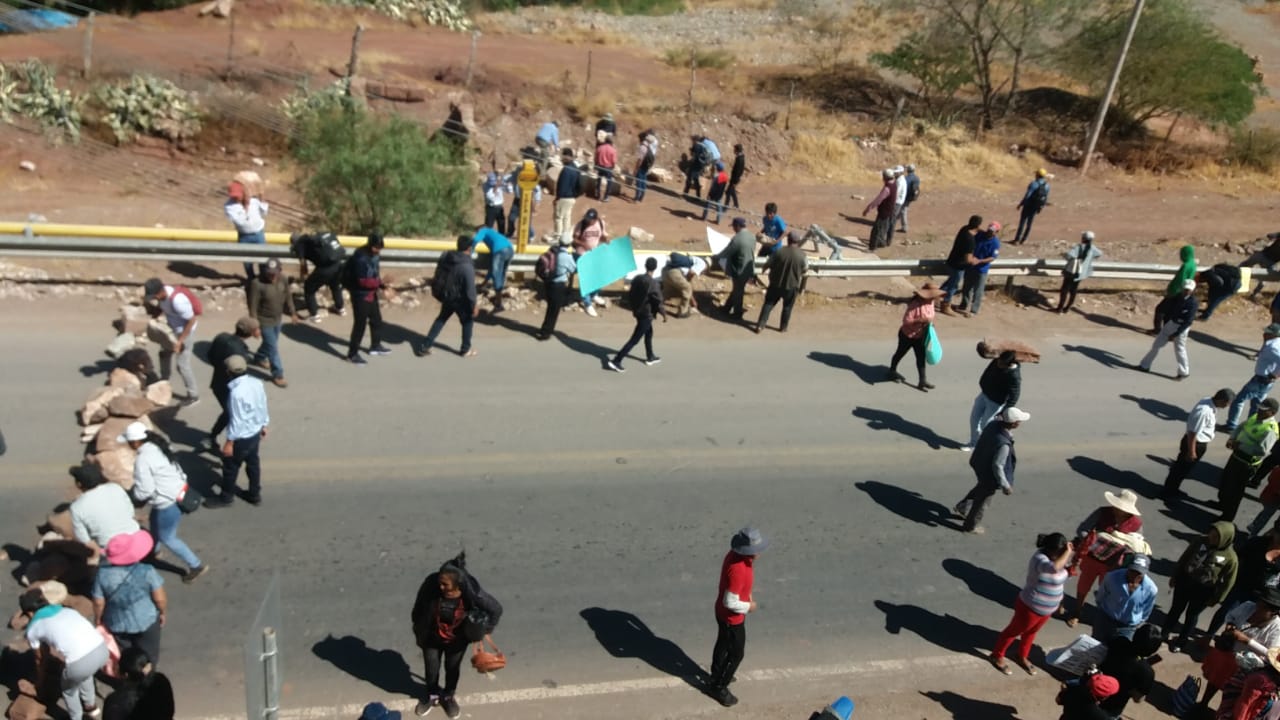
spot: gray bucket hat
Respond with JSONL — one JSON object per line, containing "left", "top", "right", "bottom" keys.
{"left": 731, "top": 527, "right": 769, "bottom": 556}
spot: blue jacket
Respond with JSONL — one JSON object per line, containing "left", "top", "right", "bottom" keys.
{"left": 556, "top": 165, "right": 582, "bottom": 200}
{"left": 973, "top": 233, "right": 1000, "bottom": 275}
{"left": 352, "top": 247, "right": 382, "bottom": 303}
{"left": 1021, "top": 178, "right": 1050, "bottom": 210}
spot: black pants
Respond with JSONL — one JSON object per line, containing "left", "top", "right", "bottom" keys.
{"left": 957, "top": 479, "right": 998, "bottom": 531}
{"left": 725, "top": 181, "right": 740, "bottom": 209}
{"left": 725, "top": 276, "right": 750, "bottom": 316}
{"left": 890, "top": 329, "right": 927, "bottom": 383}
{"left": 598, "top": 168, "right": 614, "bottom": 201}
{"left": 303, "top": 262, "right": 345, "bottom": 317}
{"left": 484, "top": 204, "right": 505, "bottom": 231}
{"left": 347, "top": 294, "right": 383, "bottom": 357}
{"left": 541, "top": 282, "right": 567, "bottom": 336}
{"left": 683, "top": 169, "right": 703, "bottom": 198}
{"left": 614, "top": 314, "right": 654, "bottom": 365}
{"left": 709, "top": 620, "right": 746, "bottom": 688}
{"left": 114, "top": 619, "right": 162, "bottom": 666}
{"left": 1164, "top": 437, "right": 1207, "bottom": 496}
{"left": 756, "top": 286, "right": 797, "bottom": 331}
{"left": 1057, "top": 276, "right": 1081, "bottom": 312}
{"left": 209, "top": 384, "right": 231, "bottom": 439}
{"left": 423, "top": 302, "right": 474, "bottom": 354}
{"left": 221, "top": 433, "right": 262, "bottom": 497}
{"left": 1162, "top": 579, "right": 1214, "bottom": 641}
{"left": 1218, "top": 454, "right": 1256, "bottom": 522}
{"left": 422, "top": 638, "right": 468, "bottom": 698}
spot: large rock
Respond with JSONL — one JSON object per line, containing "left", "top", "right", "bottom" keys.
{"left": 79, "top": 386, "right": 125, "bottom": 426}
{"left": 107, "top": 368, "right": 142, "bottom": 392}
{"left": 629, "top": 227, "right": 655, "bottom": 244}
{"left": 93, "top": 446, "right": 138, "bottom": 489}
{"left": 145, "top": 380, "right": 173, "bottom": 406}
{"left": 107, "top": 393, "right": 154, "bottom": 419}
{"left": 146, "top": 320, "right": 178, "bottom": 352}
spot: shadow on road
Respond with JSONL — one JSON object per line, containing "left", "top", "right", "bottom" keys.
{"left": 942, "top": 558, "right": 1018, "bottom": 611}
{"left": 853, "top": 407, "right": 963, "bottom": 450}
{"left": 79, "top": 359, "right": 114, "bottom": 378}
{"left": 281, "top": 322, "right": 346, "bottom": 359}
{"left": 808, "top": 352, "right": 884, "bottom": 386}
{"left": 1066, "top": 455, "right": 1162, "bottom": 499}
{"left": 920, "top": 690, "right": 1023, "bottom": 720}
{"left": 579, "top": 607, "right": 706, "bottom": 690}
{"left": 312, "top": 634, "right": 420, "bottom": 700}
{"left": 873, "top": 600, "right": 992, "bottom": 659}
{"left": 1061, "top": 343, "right": 1128, "bottom": 370}
{"left": 1076, "top": 312, "right": 1151, "bottom": 336}
{"left": 1120, "top": 393, "right": 1187, "bottom": 423}
{"left": 1189, "top": 329, "right": 1254, "bottom": 360}
{"left": 855, "top": 481, "right": 959, "bottom": 530}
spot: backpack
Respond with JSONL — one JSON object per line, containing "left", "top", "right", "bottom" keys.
{"left": 535, "top": 247, "right": 558, "bottom": 281}
{"left": 691, "top": 142, "right": 710, "bottom": 167}
{"left": 668, "top": 252, "right": 695, "bottom": 270}
{"left": 314, "top": 232, "right": 346, "bottom": 265}
{"left": 1033, "top": 181, "right": 1050, "bottom": 207}
{"left": 638, "top": 145, "right": 655, "bottom": 173}
{"left": 340, "top": 255, "right": 359, "bottom": 292}
{"left": 431, "top": 253, "right": 461, "bottom": 303}
{"left": 1185, "top": 544, "right": 1229, "bottom": 588}
{"left": 171, "top": 285, "right": 202, "bottom": 316}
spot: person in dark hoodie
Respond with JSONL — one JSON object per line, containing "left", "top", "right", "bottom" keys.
{"left": 204, "top": 317, "right": 259, "bottom": 452}
{"left": 103, "top": 647, "right": 176, "bottom": 720}
{"left": 607, "top": 256, "right": 666, "bottom": 372}
{"left": 411, "top": 553, "right": 502, "bottom": 719}
{"left": 346, "top": 234, "right": 392, "bottom": 365}
{"left": 1098, "top": 624, "right": 1161, "bottom": 720}
{"left": 416, "top": 235, "right": 479, "bottom": 359}
{"left": 1163, "top": 521, "right": 1239, "bottom": 653}
{"left": 964, "top": 351, "right": 1022, "bottom": 451}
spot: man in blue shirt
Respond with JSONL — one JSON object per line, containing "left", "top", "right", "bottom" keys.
{"left": 758, "top": 202, "right": 787, "bottom": 257}
{"left": 209, "top": 355, "right": 270, "bottom": 507}
{"left": 1093, "top": 555, "right": 1158, "bottom": 641}
{"left": 535, "top": 121, "right": 559, "bottom": 154}
{"left": 472, "top": 226, "right": 514, "bottom": 311}
{"left": 1013, "top": 168, "right": 1051, "bottom": 245}
{"left": 957, "top": 222, "right": 1001, "bottom": 316}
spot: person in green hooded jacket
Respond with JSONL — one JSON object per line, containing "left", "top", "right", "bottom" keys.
{"left": 1162, "top": 521, "right": 1238, "bottom": 653}
{"left": 1167, "top": 245, "right": 1198, "bottom": 297}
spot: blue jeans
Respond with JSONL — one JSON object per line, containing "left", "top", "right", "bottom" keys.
{"left": 941, "top": 267, "right": 964, "bottom": 303}
{"left": 1013, "top": 207, "right": 1038, "bottom": 244}
{"left": 969, "top": 392, "right": 1004, "bottom": 447}
{"left": 487, "top": 246, "right": 514, "bottom": 292}
{"left": 151, "top": 503, "right": 201, "bottom": 570}
{"left": 253, "top": 323, "right": 284, "bottom": 379}
{"left": 701, "top": 197, "right": 725, "bottom": 223}
{"left": 238, "top": 231, "right": 265, "bottom": 279}
{"left": 961, "top": 271, "right": 989, "bottom": 314}
{"left": 1228, "top": 377, "right": 1274, "bottom": 429}
{"left": 635, "top": 174, "right": 648, "bottom": 202}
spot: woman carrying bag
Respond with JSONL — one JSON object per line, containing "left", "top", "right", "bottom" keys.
{"left": 120, "top": 422, "right": 207, "bottom": 584}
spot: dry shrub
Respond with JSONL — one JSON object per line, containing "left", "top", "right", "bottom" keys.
{"left": 565, "top": 90, "right": 618, "bottom": 121}
{"left": 785, "top": 132, "right": 864, "bottom": 181}
{"left": 890, "top": 123, "right": 1028, "bottom": 189}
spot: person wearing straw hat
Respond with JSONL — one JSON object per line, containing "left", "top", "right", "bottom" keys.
{"left": 1162, "top": 388, "right": 1236, "bottom": 501}
{"left": 1136, "top": 279, "right": 1198, "bottom": 380}
{"left": 888, "top": 283, "right": 943, "bottom": 392}
{"left": 1214, "top": 645, "right": 1280, "bottom": 720}
{"left": 92, "top": 530, "right": 167, "bottom": 666}
{"left": 1062, "top": 489, "right": 1144, "bottom": 628}
{"left": 707, "top": 527, "right": 769, "bottom": 708}
{"left": 955, "top": 406, "right": 1028, "bottom": 534}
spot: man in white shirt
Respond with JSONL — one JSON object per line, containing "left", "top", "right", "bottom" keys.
{"left": 68, "top": 465, "right": 140, "bottom": 554}
{"left": 1226, "top": 323, "right": 1280, "bottom": 431}
{"left": 144, "top": 278, "right": 201, "bottom": 407}
{"left": 1162, "top": 388, "right": 1235, "bottom": 500}
{"left": 890, "top": 165, "right": 907, "bottom": 247}
{"left": 224, "top": 180, "right": 269, "bottom": 280}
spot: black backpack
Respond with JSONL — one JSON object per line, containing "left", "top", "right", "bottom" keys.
{"left": 431, "top": 253, "right": 461, "bottom": 303}
{"left": 340, "top": 254, "right": 359, "bottom": 292}
{"left": 314, "top": 231, "right": 346, "bottom": 265}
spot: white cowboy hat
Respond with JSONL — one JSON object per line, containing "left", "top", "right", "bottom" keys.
{"left": 1104, "top": 489, "right": 1141, "bottom": 516}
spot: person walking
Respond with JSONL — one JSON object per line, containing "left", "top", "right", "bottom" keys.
{"left": 888, "top": 283, "right": 943, "bottom": 391}
{"left": 1093, "top": 555, "right": 1158, "bottom": 641}
{"left": 715, "top": 217, "right": 756, "bottom": 318}
{"left": 554, "top": 149, "right": 584, "bottom": 239}
{"left": 1218, "top": 398, "right": 1280, "bottom": 522}
{"left": 1226, "top": 324, "right": 1280, "bottom": 432}
{"left": 661, "top": 252, "right": 707, "bottom": 318}
{"left": 481, "top": 172, "right": 505, "bottom": 231}
{"left": 607, "top": 257, "right": 665, "bottom": 372}
{"left": 121, "top": 422, "right": 207, "bottom": 583}
{"left": 1163, "top": 521, "right": 1239, "bottom": 652}
{"left": 536, "top": 236, "right": 576, "bottom": 340}
{"left": 102, "top": 648, "right": 176, "bottom": 720}
{"left": 20, "top": 590, "right": 109, "bottom": 720}
{"left": 897, "top": 164, "right": 920, "bottom": 233}
{"left": 956, "top": 222, "right": 1000, "bottom": 316}
{"left": 346, "top": 234, "right": 392, "bottom": 365}
{"left": 418, "top": 235, "right": 479, "bottom": 358}
{"left": 633, "top": 133, "right": 656, "bottom": 203}
{"left": 725, "top": 144, "right": 746, "bottom": 210}
{"left": 142, "top": 278, "right": 201, "bottom": 406}
{"left": 940, "top": 215, "right": 980, "bottom": 315}
{"left": 990, "top": 532, "right": 1074, "bottom": 676}
{"left": 207, "top": 355, "right": 269, "bottom": 507}
{"left": 1062, "top": 490, "right": 1144, "bottom": 628}
{"left": 472, "top": 226, "right": 514, "bottom": 312}
{"left": 594, "top": 135, "right": 617, "bottom": 202}
{"left": 1056, "top": 231, "right": 1103, "bottom": 314}
{"left": 411, "top": 553, "right": 503, "bottom": 719}
{"left": 572, "top": 208, "right": 609, "bottom": 316}
{"left": 1012, "top": 168, "right": 1050, "bottom": 245}
{"left": 92, "top": 530, "right": 167, "bottom": 665}
{"left": 955, "top": 406, "right": 1028, "bottom": 533}
{"left": 247, "top": 258, "right": 298, "bottom": 389}
{"left": 223, "top": 179, "right": 268, "bottom": 280}
{"left": 700, "top": 163, "right": 729, "bottom": 224}
{"left": 1162, "top": 389, "right": 1236, "bottom": 500}
{"left": 963, "top": 350, "right": 1022, "bottom": 451}
{"left": 1137, "top": 279, "right": 1198, "bottom": 379}
{"left": 1200, "top": 592, "right": 1280, "bottom": 711}
{"left": 754, "top": 230, "right": 807, "bottom": 333}
{"left": 205, "top": 317, "right": 258, "bottom": 450}
{"left": 290, "top": 231, "right": 346, "bottom": 322}
{"left": 863, "top": 169, "right": 898, "bottom": 251}
{"left": 1168, "top": 244, "right": 1199, "bottom": 298}
{"left": 707, "top": 527, "right": 768, "bottom": 708}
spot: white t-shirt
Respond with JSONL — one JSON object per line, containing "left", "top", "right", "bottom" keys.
{"left": 26, "top": 607, "right": 105, "bottom": 664}
{"left": 894, "top": 176, "right": 908, "bottom": 205}
{"left": 161, "top": 286, "right": 197, "bottom": 334}
{"left": 1187, "top": 398, "right": 1218, "bottom": 444}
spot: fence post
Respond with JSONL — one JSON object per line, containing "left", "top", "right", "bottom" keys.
{"left": 345, "top": 24, "right": 364, "bottom": 94}
{"left": 785, "top": 80, "right": 795, "bottom": 131}
{"left": 224, "top": 11, "right": 236, "bottom": 78}
{"left": 583, "top": 50, "right": 592, "bottom": 99}
{"left": 81, "top": 12, "right": 94, "bottom": 79}
{"left": 464, "top": 31, "right": 479, "bottom": 89}
{"left": 687, "top": 53, "right": 696, "bottom": 113}
{"left": 261, "top": 628, "right": 279, "bottom": 720}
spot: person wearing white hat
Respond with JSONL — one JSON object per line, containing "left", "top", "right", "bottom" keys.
{"left": 1137, "top": 279, "right": 1198, "bottom": 380}
{"left": 890, "top": 165, "right": 907, "bottom": 238}
{"left": 1056, "top": 230, "right": 1103, "bottom": 314}
{"left": 1061, "top": 489, "right": 1144, "bottom": 628}
{"left": 955, "top": 406, "right": 1028, "bottom": 533}
{"left": 120, "top": 421, "right": 208, "bottom": 583}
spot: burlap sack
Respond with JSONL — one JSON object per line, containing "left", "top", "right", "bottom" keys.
{"left": 108, "top": 392, "right": 154, "bottom": 419}
{"left": 94, "top": 446, "right": 138, "bottom": 489}
{"left": 976, "top": 338, "right": 1041, "bottom": 364}
{"left": 108, "top": 367, "right": 142, "bottom": 391}
{"left": 234, "top": 170, "right": 263, "bottom": 196}
{"left": 104, "top": 332, "right": 136, "bottom": 359}
{"left": 147, "top": 319, "right": 178, "bottom": 352}
{"left": 79, "top": 385, "right": 125, "bottom": 425}
{"left": 145, "top": 380, "right": 173, "bottom": 406}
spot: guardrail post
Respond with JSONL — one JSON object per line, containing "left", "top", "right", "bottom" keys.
{"left": 261, "top": 627, "right": 279, "bottom": 720}
{"left": 22, "top": 224, "right": 33, "bottom": 240}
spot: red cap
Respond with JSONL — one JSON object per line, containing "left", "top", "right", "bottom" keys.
{"left": 1088, "top": 673, "right": 1120, "bottom": 701}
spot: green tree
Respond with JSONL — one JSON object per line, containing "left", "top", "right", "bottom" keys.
{"left": 291, "top": 107, "right": 473, "bottom": 236}
{"left": 1059, "top": 0, "right": 1261, "bottom": 129}
{"left": 871, "top": 30, "right": 973, "bottom": 115}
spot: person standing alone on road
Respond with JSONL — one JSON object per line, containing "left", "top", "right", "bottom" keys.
{"left": 754, "top": 230, "right": 807, "bottom": 334}
{"left": 537, "top": 235, "right": 576, "bottom": 341}
{"left": 607, "top": 257, "right": 665, "bottom": 372}
{"left": 863, "top": 169, "right": 898, "bottom": 251}
{"left": 1162, "top": 388, "right": 1235, "bottom": 500}
{"left": 990, "top": 532, "right": 1073, "bottom": 675}
{"left": 1137, "top": 279, "right": 1198, "bottom": 380}
{"left": 1225, "top": 324, "right": 1280, "bottom": 432}
{"left": 418, "top": 235, "right": 479, "bottom": 358}
{"left": 290, "top": 231, "right": 346, "bottom": 322}
{"left": 964, "top": 350, "right": 1022, "bottom": 451}
{"left": 346, "top": 234, "right": 393, "bottom": 365}
{"left": 707, "top": 527, "right": 768, "bottom": 708}
{"left": 247, "top": 258, "right": 298, "bottom": 388}
{"left": 888, "top": 283, "right": 942, "bottom": 392}
{"left": 1012, "top": 168, "right": 1050, "bottom": 245}
{"left": 205, "top": 317, "right": 257, "bottom": 450}
{"left": 955, "top": 406, "right": 1028, "bottom": 534}
{"left": 208, "top": 355, "right": 269, "bottom": 507}
{"left": 941, "top": 215, "right": 980, "bottom": 315}
{"left": 143, "top": 278, "right": 201, "bottom": 407}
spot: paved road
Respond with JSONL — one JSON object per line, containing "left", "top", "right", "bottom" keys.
{"left": 0, "top": 303, "right": 1266, "bottom": 718}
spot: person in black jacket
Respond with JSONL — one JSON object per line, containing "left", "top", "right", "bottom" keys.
{"left": 964, "top": 351, "right": 1022, "bottom": 451}
{"left": 290, "top": 231, "right": 347, "bottom": 321}
{"left": 607, "top": 257, "right": 666, "bottom": 373}
{"left": 1097, "top": 624, "right": 1160, "bottom": 719}
{"left": 203, "top": 316, "right": 259, "bottom": 452}
{"left": 347, "top": 234, "right": 393, "bottom": 365}
{"left": 1200, "top": 263, "right": 1243, "bottom": 321}
{"left": 103, "top": 647, "right": 176, "bottom": 720}
{"left": 416, "top": 235, "right": 479, "bottom": 359}
{"left": 725, "top": 144, "right": 746, "bottom": 210}
{"left": 1137, "top": 279, "right": 1198, "bottom": 380}
{"left": 411, "top": 553, "right": 502, "bottom": 719}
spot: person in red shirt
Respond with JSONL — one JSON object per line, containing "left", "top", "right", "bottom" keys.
{"left": 595, "top": 136, "right": 617, "bottom": 203}
{"left": 707, "top": 527, "right": 768, "bottom": 707}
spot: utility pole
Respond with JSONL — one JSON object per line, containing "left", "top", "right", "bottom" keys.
{"left": 1081, "top": 0, "right": 1145, "bottom": 177}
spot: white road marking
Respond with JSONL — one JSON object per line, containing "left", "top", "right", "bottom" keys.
{"left": 192, "top": 652, "right": 985, "bottom": 720}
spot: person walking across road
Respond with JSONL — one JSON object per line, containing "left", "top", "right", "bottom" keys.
{"left": 472, "top": 226, "right": 514, "bottom": 312}
{"left": 607, "top": 257, "right": 665, "bottom": 372}
{"left": 1218, "top": 398, "right": 1280, "bottom": 523}
{"left": 346, "top": 234, "right": 392, "bottom": 365}
{"left": 143, "top": 278, "right": 201, "bottom": 406}
{"left": 955, "top": 406, "right": 1028, "bottom": 534}
{"left": 1162, "top": 389, "right": 1236, "bottom": 500}
{"left": 208, "top": 355, "right": 269, "bottom": 507}
{"left": 661, "top": 252, "right": 706, "bottom": 318}
{"left": 1093, "top": 555, "right": 1158, "bottom": 641}
{"left": 1137, "top": 279, "right": 1198, "bottom": 380}
{"left": 963, "top": 350, "right": 1022, "bottom": 451}
{"left": 1226, "top": 324, "right": 1280, "bottom": 432}
{"left": 725, "top": 144, "right": 746, "bottom": 210}
{"left": 956, "top": 222, "right": 1000, "bottom": 316}
{"left": 990, "top": 532, "right": 1074, "bottom": 676}
{"left": 1163, "top": 521, "right": 1238, "bottom": 653}
{"left": 290, "top": 231, "right": 346, "bottom": 322}
{"left": 940, "top": 215, "right": 980, "bottom": 315}
{"left": 536, "top": 235, "right": 576, "bottom": 340}
{"left": 20, "top": 590, "right": 109, "bottom": 720}
{"left": 121, "top": 422, "right": 207, "bottom": 583}
{"left": 715, "top": 217, "right": 756, "bottom": 319}
{"left": 92, "top": 529, "right": 167, "bottom": 665}
{"left": 1062, "top": 490, "right": 1144, "bottom": 628}
{"left": 1056, "top": 231, "right": 1103, "bottom": 314}
{"left": 418, "top": 235, "right": 479, "bottom": 358}
{"left": 754, "top": 230, "right": 807, "bottom": 334}
{"left": 248, "top": 258, "right": 298, "bottom": 388}
{"left": 554, "top": 149, "right": 584, "bottom": 239}
{"left": 223, "top": 180, "right": 268, "bottom": 280}
{"left": 205, "top": 317, "right": 258, "bottom": 449}
{"left": 1012, "top": 168, "right": 1050, "bottom": 245}
{"left": 888, "top": 283, "right": 942, "bottom": 391}
{"left": 897, "top": 164, "right": 920, "bottom": 233}
{"left": 707, "top": 527, "right": 768, "bottom": 708}
{"left": 863, "top": 169, "right": 898, "bottom": 251}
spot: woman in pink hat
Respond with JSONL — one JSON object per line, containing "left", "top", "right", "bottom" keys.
{"left": 92, "top": 530, "right": 168, "bottom": 665}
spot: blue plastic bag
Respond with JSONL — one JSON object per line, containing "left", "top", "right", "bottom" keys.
{"left": 925, "top": 325, "right": 942, "bottom": 366}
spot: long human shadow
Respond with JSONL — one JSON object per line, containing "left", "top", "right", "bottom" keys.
{"left": 481, "top": 309, "right": 540, "bottom": 340}
{"left": 281, "top": 321, "right": 346, "bottom": 359}
{"left": 1145, "top": 453, "right": 1219, "bottom": 490}
{"left": 807, "top": 352, "right": 886, "bottom": 385}
{"left": 79, "top": 359, "right": 114, "bottom": 378}
{"left": 1061, "top": 343, "right": 1128, "bottom": 369}
{"left": 855, "top": 481, "right": 960, "bottom": 530}
{"left": 942, "top": 558, "right": 1019, "bottom": 610}
{"left": 837, "top": 212, "right": 875, "bottom": 228}
{"left": 312, "top": 634, "right": 420, "bottom": 699}
{"left": 1120, "top": 393, "right": 1187, "bottom": 423}
{"left": 167, "top": 261, "right": 241, "bottom": 281}
{"left": 920, "top": 690, "right": 1022, "bottom": 720}
{"left": 1076, "top": 311, "right": 1151, "bottom": 335}
{"left": 579, "top": 608, "right": 705, "bottom": 690}
{"left": 1189, "top": 329, "right": 1254, "bottom": 359}
{"left": 1066, "top": 455, "right": 1162, "bottom": 499}
{"left": 852, "top": 407, "right": 963, "bottom": 450}
{"left": 874, "top": 600, "right": 992, "bottom": 659}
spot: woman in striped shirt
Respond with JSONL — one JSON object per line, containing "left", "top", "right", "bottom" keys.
{"left": 992, "top": 532, "right": 1074, "bottom": 675}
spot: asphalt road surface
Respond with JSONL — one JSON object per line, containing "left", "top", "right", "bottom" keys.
{"left": 0, "top": 302, "right": 1267, "bottom": 719}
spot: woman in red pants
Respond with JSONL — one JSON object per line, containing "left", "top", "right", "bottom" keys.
{"left": 1063, "top": 489, "right": 1143, "bottom": 627}
{"left": 991, "top": 533, "right": 1074, "bottom": 675}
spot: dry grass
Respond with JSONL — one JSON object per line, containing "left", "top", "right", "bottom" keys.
{"left": 785, "top": 132, "right": 865, "bottom": 181}
{"left": 889, "top": 123, "right": 1032, "bottom": 189}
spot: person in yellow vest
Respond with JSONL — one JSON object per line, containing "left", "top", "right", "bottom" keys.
{"left": 1219, "top": 398, "right": 1280, "bottom": 522}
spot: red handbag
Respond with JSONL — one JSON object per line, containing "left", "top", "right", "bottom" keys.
{"left": 471, "top": 634, "right": 506, "bottom": 673}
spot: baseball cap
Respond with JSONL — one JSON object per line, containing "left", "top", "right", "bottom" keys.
{"left": 225, "top": 355, "right": 248, "bottom": 376}
{"left": 1263, "top": 398, "right": 1280, "bottom": 414}
{"left": 1001, "top": 407, "right": 1030, "bottom": 423}
{"left": 115, "top": 421, "right": 148, "bottom": 444}
{"left": 1036, "top": 168, "right": 1048, "bottom": 177}
{"left": 988, "top": 222, "right": 1002, "bottom": 233}
{"left": 367, "top": 233, "right": 385, "bottom": 249}
{"left": 1127, "top": 554, "right": 1151, "bottom": 575}
{"left": 235, "top": 317, "right": 260, "bottom": 335}
{"left": 143, "top": 278, "right": 164, "bottom": 297}
{"left": 1183, "top": 279, "right": 1197, "bottom": 292}
{"left": 731, "top": 217, "right": 747, "bottom": 229}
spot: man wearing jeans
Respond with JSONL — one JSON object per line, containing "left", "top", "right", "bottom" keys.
{"left": 143, "top": 278, "right": 201, "bottom": 407}
{"left": 209, "top": 355, "right": 269, "bottom": 507}
{"left": 248, "top": 259, "right": 298, "bottom": 388}
{"left": 941, "top": 216, "right": 980, "bottom": 315}
{"left": 1225, "top": 323, "right": 1280, "bottom": 431}
{"left": 472, "top": 226, "right": 514, "bottom": 313}
{"left": 963, "top": 351, "right": 1021, "bottom": 451}
{"left": 1138, "top": 279, "right": 1198, "bottom": 380}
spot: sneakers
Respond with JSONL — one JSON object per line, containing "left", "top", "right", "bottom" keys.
{"left": 414, "top": 695, "right": 438, "bottom": 716}
{"left": 309, "top": 315, "right": 324, "bottom": 324}
{"left": 606, "top": 360, "right": 625, "bottom": 373}
{"left": 369, "top": 345, "right": 392, "bottom": 356}
{"left": 203, "top": 493, "right": 233, "bottom": 508}
{"left": 585, "top": 305, "right": 599, "bottom": 317}
{"left": 183, "top": 564, "right": 209, "bottom": 584}
{"left": 348, "top": 354, "right": 368, "bottom": 365}
{"left": 644, "top": 357, "right": 662, "bottom": 366}
{"left": 335, "top": 308, "right": 348, "bottom": 317}
{"left": 440, "top": 696, "right": 460, "bottom": 719}
{"left": 593, "top": 296, "right": 608, "bottom": 307}
{"left": 709, "top": 686, "right": 738, "bottom": 707}
{"left": 960, "top": 445, "right": 974, "bottom": 453}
